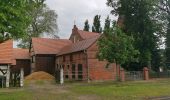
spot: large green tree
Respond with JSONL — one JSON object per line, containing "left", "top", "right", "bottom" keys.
{"left": 157, "top": 0, "right": 170, "bottom": 68}
{"left": 0, "top": 0, "right": 30, "bottom": 42}
{"left": 98, "top": 22, "right": 138, "bottom": 66}
{"left": 107, "top": 0, "right": 162, "bottom": 70}
{"left": 18, "top": 0, "right": 58, "bottom": 48}
{"left": 83, "top": 19, "right": 90, "bottom": 31}
{"left": 92, "top": 15, "right": 102, "bottom": 33}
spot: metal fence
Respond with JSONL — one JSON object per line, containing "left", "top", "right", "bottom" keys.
{"left": 125, "top": 71, "right": 144, "bottom": 81}
{"left": 149, "top": 71, "right": 170, "bottom": 78}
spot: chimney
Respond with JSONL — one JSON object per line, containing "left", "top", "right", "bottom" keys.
{"left": 72, "top": 25, "right": 78, "bottom": 33}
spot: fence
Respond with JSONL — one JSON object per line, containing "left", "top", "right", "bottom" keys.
{"left": 125, "top": 71, "right": 144, "bottom": 81}
{"left": 120, "top": 67, "right": 149, "bottom": 81}
{"left": 149, "top": 71, "right": 170, "bottom": 78}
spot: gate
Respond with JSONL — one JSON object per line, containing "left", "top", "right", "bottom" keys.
{"left": 125, "top": 71, "right": 144, "bottom": 81}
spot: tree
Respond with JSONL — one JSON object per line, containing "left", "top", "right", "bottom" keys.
{"left": 0, "top": 0, "right": 30, "bottom": 42}
{"left": 92, "top": 15, "right": 102, "bottom": 33}
{"left": 107, "top": 0, "right": 162, "bottom": 70}
{"left": 18, "top": 0, "right": 58, "bottom": 48}
{"left": 83, "top": 19, "right": 90, "bottom": 31}
{"left": 98, "top": 22, "right": 138, "bottom": 66}
{"left": 103, "top": 16, "right": 111, "bottom": 33}
{"left": 157, "top": 0, "right": 170, "bottom": 68}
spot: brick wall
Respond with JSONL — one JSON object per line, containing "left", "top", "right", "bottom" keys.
{"left": 56, "top": 51, "right": 87, "bottom": 81}
{"left": 87, "top": 42, "right": 117, "bottom": 81}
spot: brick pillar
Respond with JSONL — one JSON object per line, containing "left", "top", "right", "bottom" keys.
{"left": 143, "top": 67, "right": 149, "bottom": 80}
{"left": 120, "top": 68, "right": 125, "bottom": 82}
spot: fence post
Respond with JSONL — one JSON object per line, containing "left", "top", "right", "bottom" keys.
{"left": 60, "top": 68, "right": 64, "bottom": 84}
{"left": 20, "top": 68, "right": 24, "bottom": 87}
{"left": 120, "top": 68, "right": 125, "bottom": 82}
{"left": 143, "top": 67, "right": 149, "bottom": 80}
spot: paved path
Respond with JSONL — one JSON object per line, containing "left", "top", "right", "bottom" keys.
{"left": 149, "top": 96, "right": 170, "bottom": 100}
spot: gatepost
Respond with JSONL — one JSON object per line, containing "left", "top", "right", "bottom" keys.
{"left": 120, "top": 68, "right": 125, "bottom": 82}
{"left": 143, "top": 67, "right": 149, "bottom": 80}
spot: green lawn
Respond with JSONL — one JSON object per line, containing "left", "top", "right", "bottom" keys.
{"left": 0, "top": 79, "right": 170, "bottom": 100}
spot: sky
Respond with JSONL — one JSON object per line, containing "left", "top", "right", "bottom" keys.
{"left": 14, "top": 0, "right": 117, "bottom": 47}
{"left": 45, "top": 0, "right": 117, "bottom": 39}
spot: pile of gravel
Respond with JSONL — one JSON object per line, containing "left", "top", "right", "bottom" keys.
{"left": 25, "top": 71, "right": 55, "bottom": 81}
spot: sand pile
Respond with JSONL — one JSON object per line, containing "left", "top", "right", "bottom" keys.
{"left": 25, "top": 71, "right": 55, "bottom": 80}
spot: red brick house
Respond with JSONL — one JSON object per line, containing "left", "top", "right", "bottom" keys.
{"left": 29, "top": 25, "right": 117, "bottom": 81}
{"left": 55, "top": 25, "right": 117, "bottom": 81}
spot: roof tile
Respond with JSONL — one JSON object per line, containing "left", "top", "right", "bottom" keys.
{"left": 13, "top": 48, "right": 30, "bottom": 60}
{"left": 78, "top": 30, "right": 100, "bottom": 39}
{"left": 32, "top": 38, "right": 72, "bottom": 55}
{"left": 58, "top": 35, "right": 100, "bottom": 55}
{"left": 0, "top": 40, "right": 13, "bottom": 64}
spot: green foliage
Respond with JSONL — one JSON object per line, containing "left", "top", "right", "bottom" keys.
{"left": 83, "top": 19, "right": 90, "bottom": 31}
{"left": 158, "top": 0, "right": 170, "bottom": 68}
{"left": 18, "top": 0, "right": 58, "bottom": 48}
{"left": 103, "top": 16, "right": 111, "bottom": 34}
{"left": 98, "top": 23, "right": 139, "bottom": 65}
{"left": 0, "top": 0, "right": 30, "bottom": 42}
{"left": 92, "top": 15, "right": 102, "bottom": 33}
{"left": 107, "top": 0, "right": 163, "bottom": 69}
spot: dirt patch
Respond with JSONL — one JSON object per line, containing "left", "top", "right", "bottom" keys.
{"left": 77, "top": 95, "right": 102, "bottom": 100}
{"left": 25, "top": 71, "right": 55, "bottom": 81}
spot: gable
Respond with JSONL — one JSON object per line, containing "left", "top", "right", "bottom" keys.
{"left": 69, "top": 32, "right": 83, "bottom": 43}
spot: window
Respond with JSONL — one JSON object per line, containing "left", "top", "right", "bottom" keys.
{"left": 78, "top": 64, "right": 83, "bottom": 80}
{"left": 72, "top": 64, "right": 76, "bottom": 79}
{"left": 65, "top": 65, "right": 69, "bottom": 79}
{"left": 31, "top": 55, "right": 35, "bottom": 63}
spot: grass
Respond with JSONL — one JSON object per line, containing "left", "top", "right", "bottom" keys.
{"left": 0, "top": 79, "right": 170, "bottom": 100}
{"left": 71, "top": 80, "right": 170, "bottom": 100}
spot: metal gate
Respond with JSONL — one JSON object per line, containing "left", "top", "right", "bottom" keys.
{"left": 125, "top": 71, "right": 144, "bottom": 81}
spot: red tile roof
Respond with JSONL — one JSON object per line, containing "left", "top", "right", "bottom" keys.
{"left": 58, "top": 35, "right": 100, "bottom": 55}
{"left": 78, "top": 30, "right": 100, "bottom": 39}
{"left": 0, "top": 40, "right": 13, "bottom": 64}
{"left": 32, "top": 38, "right": 72, "bottom": 55}
{"left": 13, "top": 48, "right": 30, "bottom": 60}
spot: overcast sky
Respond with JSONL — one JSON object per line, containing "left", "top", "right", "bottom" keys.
{"left": 45, "top": 0, "right": 117, "bottom": 39}
{"left": 14, "top": 0, "right": 117, "bottom": 47}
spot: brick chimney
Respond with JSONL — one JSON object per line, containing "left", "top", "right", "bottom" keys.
{"left": 72, "top": 25, "right": 78, "bottom": 33}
